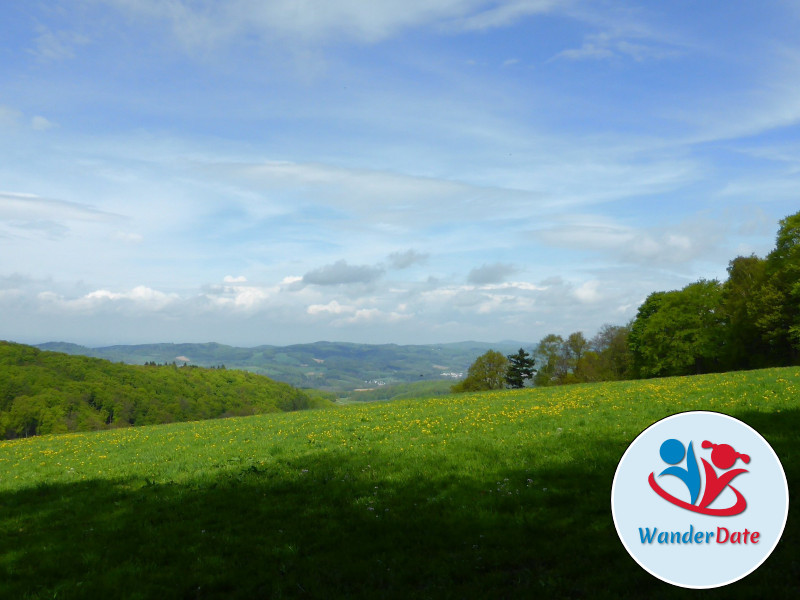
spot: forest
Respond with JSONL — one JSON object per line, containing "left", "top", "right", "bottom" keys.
{"left": 0, "top": 342, "right": 326, "bottom": 440}
{"left": 628, "top": 210, "right": 800, "bottom": 377}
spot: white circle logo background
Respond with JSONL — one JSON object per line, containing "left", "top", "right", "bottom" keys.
{"left": 611, "top": 411, "right": 789, "bottom": 589}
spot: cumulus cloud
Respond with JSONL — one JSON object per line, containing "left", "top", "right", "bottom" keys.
{"left": 38, "top": 285, "right": 179, "bottom": 313}
{"left": 302, "top": 259, "right": 385, "bottom": 286}
{"left": 573, "top": 280, "right": 601, "bottom": 303}
{"left": 467, "top": 262, "right": 517, "bottom": 284}
{"left": 201, "top": 280, "right": 277, "bottom": 311}
{"left": 387, "top": 249, "right": 429, "bottom": 269}
{"left": 0, "top": 268, "right": 657, "bottom": 346}
{"left": 223, "top": 275, "right": 247, "bottom": 283}
{"left": 340, "top": 308, "right": 411, "bottom": 325}
{"left": 307, "top": 300, "right": 354, "bottom": 315}
{"left": 85, "top": 286, "right": 174, "bottom": 304}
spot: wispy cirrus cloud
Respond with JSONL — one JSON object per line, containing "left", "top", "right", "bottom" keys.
{"left": 531, "top": 214, "right": 729, "bottom": 268}
{"left": 96, "top": 0, "right": 568, "bottom": 47}
{"left": 450, "top": 0, "right": 563, "bottom": 31}
{"left": 553, "top": 31, "right": 683, "bottom": 62}
{"left": 29, "top": 25, "right": 90, "bottom": 61}
{"left": 0, "top": 192, "right": 121, "bottom": 239}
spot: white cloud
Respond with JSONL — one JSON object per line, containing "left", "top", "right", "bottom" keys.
{"left": 307, "top": 300, "right": 354, "bottom": 315}
{"left": 0, "top": 105, "right": 23, "bottom": 127}
{"left": 454, "top": 0, "right": 562, "bottom": 31}
{"left": 668, "top": 48, "right": 800, "bottom": 143}
{"left": 467, "top": 262, "right": 517, "bottom": 284}
{"left": 555, "top": 36, "right": 615, "bottom": 61}
{"left": 480, "top": 281, "right": 546, "bottom": 291}
{"left": 98, "top": 0, "right": 565, "bottom": 47}
{"left": 339, "top": 308, "right": 411, "bottom": 325}
{"left": 223, "top": 286, "right": 272, "bottom": 310}
{"left": 215, "top": 158, "right": 544, "bottom": 247}
{"left": 31, "top": 116, "right": 57, "bottom": 131}
{"left": 553, "top": 31, "right": 682, "bottom": 62}
{"left": 223, "top": 275, "right": 247, "bottom": 283}
{"left": 202, "top": 282, "right": 276, "bottom": 311}
{"left": 302, "top": 259, "right": 385, "bottom": 286}
{"left": 1, "top": 108, "right": 56, "bottom": 132}
{"left": 114, "top": 232, "right": 144, "bottom": 243}
{"left": 387, "top": 249, "right": 429, "bottom": 269}
{"left": 532, "top": 214, "right": 726, "bottom": 266}
{"left": 38, "top": 285, "right": 179, "bottom": 313}
{"left": 574, "top": 280, "right": 601, "bottom": 303}
{"left": 0, "top": 192, "right": 120, "bottom": 240}
{"left": 0, "top": 192, "right": 118, "bottom": 223}
{"left": 0, "top": 268, "right": 670, "bottom": 345}
{"left": 86, "top": 286, "right": 172, "bottom": 303}
{"left": 29, "top": 26, "right": 90, "bottom": 61}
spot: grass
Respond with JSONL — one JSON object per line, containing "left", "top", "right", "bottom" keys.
{"left": 1, "top": 368, "right": 799, "bottom": 598}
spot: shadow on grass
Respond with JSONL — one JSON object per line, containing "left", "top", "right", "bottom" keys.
{"left": 1, "top": 409, "right": 797, "bottom": 599}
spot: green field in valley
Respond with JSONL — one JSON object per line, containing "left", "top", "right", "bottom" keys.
{"left": 1, "top": 368, "right": 798, "bottom": 598}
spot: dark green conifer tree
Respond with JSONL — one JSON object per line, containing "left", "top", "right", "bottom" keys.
{"left": 505, "top": 348, "right": 536, "bottom": 388}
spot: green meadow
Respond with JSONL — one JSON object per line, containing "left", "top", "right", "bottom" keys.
{"left": 1, "top": 368, "right": 798, "bottom": 599}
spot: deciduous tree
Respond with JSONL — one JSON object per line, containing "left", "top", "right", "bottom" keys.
{"left": 629, "top": 280, "right": 725, "bottom": 378}
{"left": 451, "top": 350, "right": 509, "bottom": 392}
{"left": 533, "top": 334, "right": 565, "bottom": 386}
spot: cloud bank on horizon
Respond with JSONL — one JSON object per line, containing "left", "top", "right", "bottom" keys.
{"left": 1, "top": 1, "right": 799, "bottom": 346}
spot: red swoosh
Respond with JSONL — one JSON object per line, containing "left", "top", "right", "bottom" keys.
{"left": 648, "top": 472, "right": 747, "bottom": 516}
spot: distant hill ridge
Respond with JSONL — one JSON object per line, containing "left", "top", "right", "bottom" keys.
{"left": 35, "top": 340, "right": 530, "bottom": 392}
{"left": 1, "top": 341, "right": 327, "bottom": 439}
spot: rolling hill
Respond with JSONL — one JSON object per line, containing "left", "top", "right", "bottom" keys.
{"left": 35, "top": 340, "right": 529, "bottom": 392}
{"left": 0, "top": 341, "right": 329, "bottom": 439}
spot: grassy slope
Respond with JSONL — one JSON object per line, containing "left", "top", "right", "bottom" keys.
{"left": 0, "top": 368, "right": 798, "bottom": 598}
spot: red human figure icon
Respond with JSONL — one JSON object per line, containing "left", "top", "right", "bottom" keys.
{"left": 698, "top": 441, "right": 750, "bottom": 511}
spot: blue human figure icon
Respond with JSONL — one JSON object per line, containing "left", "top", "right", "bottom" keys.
{"left": 658, "top": 439, "right": 701, "bottom": 505}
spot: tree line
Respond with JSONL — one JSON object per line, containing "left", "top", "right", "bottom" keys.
{"left": 451, "top": 324, "right": 631, "bottom": 392}
{"left": 453, "top": 209, "right": 800, "bottom": 391}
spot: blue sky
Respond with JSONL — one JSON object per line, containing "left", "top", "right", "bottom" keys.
{"left": 1, "top": 0, "right": 799, "bottom": 347}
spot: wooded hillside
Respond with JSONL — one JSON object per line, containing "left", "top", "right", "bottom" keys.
{"left": 0, "top": 341, "right": 323, "bottom": 439}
